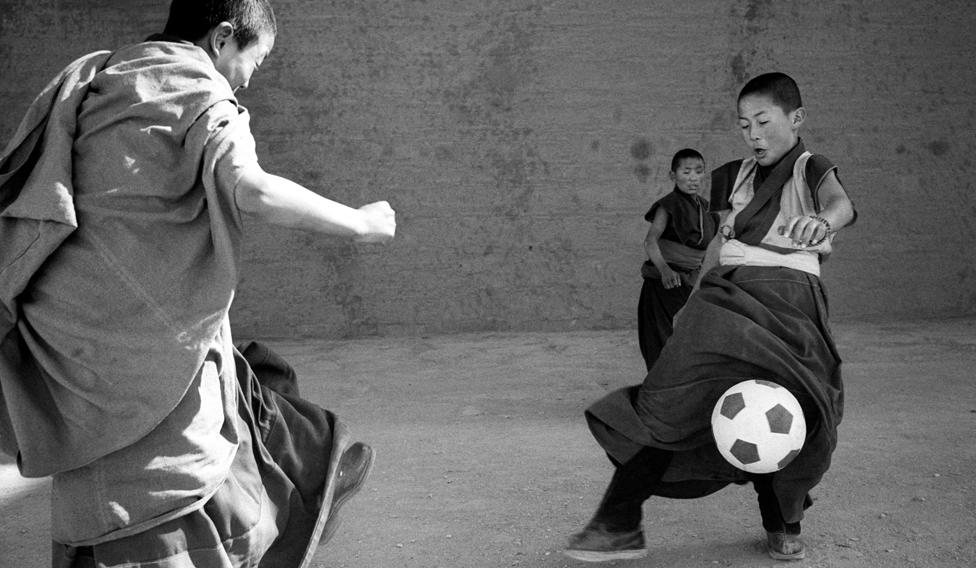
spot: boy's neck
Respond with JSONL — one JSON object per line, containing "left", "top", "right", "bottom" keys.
{"left": 144, "top": 33, "right": 193, "bottom": 45}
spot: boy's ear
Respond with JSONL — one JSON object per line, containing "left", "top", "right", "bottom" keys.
{"left": 208, "top": 22, "right": 236, "bottom": 56}
{"left": 791, "top": 107, "right": 806, "bottom": 129}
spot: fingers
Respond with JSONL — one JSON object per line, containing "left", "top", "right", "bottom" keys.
{"left": 356, "top": 201, "right": 396, "bottom": 243}
{"left": 361, "top": 200, "right": 394, "bottom": 216}
{"left": 662, "top": 272, "right": 682, "bottom": 289}
{"left": 779, "top": 216, "right": 802, "bottom": 239}
{"left": 778, "top": 216, "right": 827, "bottom": 248}
{"left": 354, "top": 227, "right": 395, "bottom": 244}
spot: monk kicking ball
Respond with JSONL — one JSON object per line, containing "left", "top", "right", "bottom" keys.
{"left": 565, "top": 71, "right": 857, "bottom": 563}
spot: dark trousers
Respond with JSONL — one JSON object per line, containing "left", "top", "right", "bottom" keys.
{"left": 591, "top": 447, "right": 801, "bottom": 535}
{"left": 637, "top": 277, "right": 692, "bottom": 371}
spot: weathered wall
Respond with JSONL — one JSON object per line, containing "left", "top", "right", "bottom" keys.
{"left": 2, "top": 1, "right": 974, "bottom": 338}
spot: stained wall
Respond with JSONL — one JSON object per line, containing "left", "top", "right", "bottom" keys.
{"left": 2, "top": 1, "right": 974, "bottom": 338}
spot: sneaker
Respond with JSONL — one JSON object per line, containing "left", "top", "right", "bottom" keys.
{"left": 766, "top": 531, "right": 806, "bottom": 560}
{"left": 321, "top": 442, "right": 375, "bottom": 544}
{"left": 563, "top": 522, "right": 648, "bottom": 562}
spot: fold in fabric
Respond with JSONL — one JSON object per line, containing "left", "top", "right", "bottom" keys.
{"left": 586, "top": 264, "right": 843, "bottom": 522}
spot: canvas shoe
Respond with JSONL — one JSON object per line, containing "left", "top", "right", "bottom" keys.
{"left": 321, "top": 442, "right": 375, "bottom": 544}
{"left": 563, "top": 522, "right": 648, "bottom": 562}
{"left": 766, "top": 531, "right": 806, "bottom": 560}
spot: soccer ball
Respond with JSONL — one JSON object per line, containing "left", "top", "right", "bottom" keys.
{"left": 710, "top": 379, "right": 806, "bottom": 474}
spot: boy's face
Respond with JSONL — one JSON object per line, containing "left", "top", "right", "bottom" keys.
{"left": 737, "top": 94, "right": 804, "bottom": 166}
{"left": 669, "top": 158, "right": 705, "bottom": 195}
{"left": 214, "top": 30, "right": 275, "bottom": 92}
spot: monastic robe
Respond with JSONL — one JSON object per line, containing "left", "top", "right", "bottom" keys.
{"left": 588, "top": 143, "right": 851, "bottom": 523}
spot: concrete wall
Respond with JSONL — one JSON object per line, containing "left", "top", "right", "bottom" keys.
{"left": 2, "top": 1, "right": 974, "bottom": 338}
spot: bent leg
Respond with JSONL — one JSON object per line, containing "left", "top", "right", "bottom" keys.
{"left": 51, "top": 393, "right": 296, "bottom": 568}
{"left": 752, "top": 474, "right": 802, "bottom": 535}
{"left": 236, "top": 339, "right": 301, "bottom": 397}
{"left": 52, "top": 345, "right": 361, "bottom": 568}
{"left": 590, "top": 446, "right": 674, "bottom": 531}
{"left": 564, "top": 447, "right": 673, "bottom": 562}
{"left": 753, "top": 475, "right": 807, "bottom": 560}
{"left": 232, "top": 343, "right": 365, "bottom": 566}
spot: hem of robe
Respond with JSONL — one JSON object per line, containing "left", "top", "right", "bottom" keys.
{"left": 51, "top": 350, "right": 354, "bottom": 568}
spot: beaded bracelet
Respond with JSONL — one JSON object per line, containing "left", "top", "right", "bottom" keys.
{"left": 809, "top": 215, "right": 831, "bottom": 246}
{"left": 813, "top": 215, "right": 832, "bottom": 233}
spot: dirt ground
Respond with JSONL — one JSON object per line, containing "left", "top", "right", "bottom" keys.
{"left": 2, "top": 317, "right": 974, "bottom": 567}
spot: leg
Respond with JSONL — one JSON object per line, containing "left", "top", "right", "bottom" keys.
{"left": 636, "top": 279, "right": 658, "bottom": 370}
{"left": 50, "top": 400, "right": 306, "bottom": 568}
{"left": 564, "top": 446, "right": 673, "bottom": 562}
{"left": 232, "top": 345, "right": 373, "bottom": 564}
{"left": 236, "top": 339, "right": 301, "bottom": 397}
{"left": 590, "top": 446, "right": 673, "bottom": 531}
{"left": 637, "top": 278, "right": 690, "bottom": 371}
{"left": 753, "top": 475, "right": 806, "bottom": 560}
{"left": 51, "top": 543, "right": 94, "bottom": 568}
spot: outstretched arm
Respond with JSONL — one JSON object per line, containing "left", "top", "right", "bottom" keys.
{"left": 814, "top": 171, "right": 857, "bottom": 232}
{"left": 235, "top": 163, "right": 395, "bottom": 243}
{"left": 781, "top": 171, "right": 856, "bottom": 246}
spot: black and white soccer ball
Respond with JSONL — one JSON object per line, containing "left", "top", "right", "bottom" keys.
{"left": 710, "top": 379, "right": 806, "bottom": 474}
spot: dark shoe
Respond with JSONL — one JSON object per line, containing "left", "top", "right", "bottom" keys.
{"left": 563, "top": 522, "right": 648, "bottom": 562}
{"left": 766, "top": 531, "right": 806, "bottom": 560}
{"left": 321, "top": 442, "right": 375, "bottom": 544}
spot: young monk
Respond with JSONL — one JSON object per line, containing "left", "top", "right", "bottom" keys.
{"left": 0, "top": 1, "right": 394, "bottom": 566}
{"left": 638, "top": 148, "right": 718, "bottom": 370}
{"left": 565, "top": 72, "right": 856, "bottom": 562}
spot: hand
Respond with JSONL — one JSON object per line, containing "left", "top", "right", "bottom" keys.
{"left": 660, "top": 266, "right": 682, "bottom": 289}
{"left": 354, "top": 200, "right": 396, "bottom": 243}
{"left": 779, "top": 215, "right": 828, "bottom": 248}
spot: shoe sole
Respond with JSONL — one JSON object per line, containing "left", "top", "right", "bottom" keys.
{"left": 320, "top": 444, "right": 376, "bottom": 545}
{"left": 768, "top": 549, "right": 806, "bottom": 561}
{"left": 562, "top": 547, "right": 648, "bottom": 562}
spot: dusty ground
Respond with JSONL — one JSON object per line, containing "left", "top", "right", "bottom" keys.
{"left": 2, "top": 317, "right": 975, "bottom": 567}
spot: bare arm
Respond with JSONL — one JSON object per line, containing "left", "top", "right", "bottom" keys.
{"left": 815, "top": 171, "right": 856, "bottom": 231}
{"left": 782, "top": 171, "right": 856, "bottom": 246}
{"left": 644, "top": 208, "right": 681, "bottom": 289}
{"left": 234, "top": 163, "right": 395, "bottom": 243}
